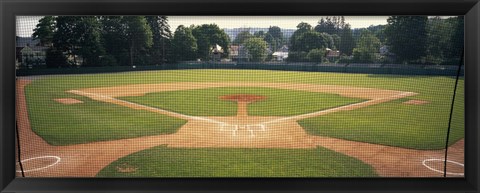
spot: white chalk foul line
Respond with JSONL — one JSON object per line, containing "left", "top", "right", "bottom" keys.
{"left": 16, "top": 156, "right": 61, "bottom": 173}
{"left": 261, "top": 92, "right": 416, "bottom": 125}
{"left": 422, "top": 158, "right": 464, "bottom": 176}
{"left": 69, "top": 90, "right": 225, "bottom": 125}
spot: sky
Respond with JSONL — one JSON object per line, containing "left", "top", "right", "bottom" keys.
{"left": 16, "top": 16, "right": 391, "bottom": 37}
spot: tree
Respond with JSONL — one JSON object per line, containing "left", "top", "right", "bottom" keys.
{"left": 367, "top": 24, "right": 387, "bottom": 44}
{"left": 265, "top": 26, "right": 284, "bottom": 51}
{"left": 289, "top": 22, "right": 329, "bottom": 62}
{"left": 192, "top": 24, "right": 230, "bottom": 60}
{"left": 233, "top": 30, "right": 253, "bottom": 45}
{"left": 100, "top": 16, "right": 130, "bottom": 66}
{"left": 32, "top": 16, "right": 55, "bottom": 46}
{"left": 244, "top": 37, "right": 268, "bottom": 62}
{"left": 339, "top": 24, "right": 355, "bottom": 55}
{"left": 172, "top": 25, "right": 197, "bottom": 61}
{"left": 254, "top": 30, "right": 265, "bottom": 38}
{"left": 385, "top": 16, "right": 428, "bottom": 63}
{"left": 353, "top": 30, "right": 381, "bottom": 63}
{"left": 446, "top": 16, "right": 464, "bottom": 59}
{"left": 331, "top": 34, "right": 341, "bottom": 50}
{"left": 289, "top": 22, "right": 312, "bottom": 52}
{"left": 315, "top": 17, "right": 336, "bottom": 35}
{"left": 123, "top": 16, "right": 153, "bottom": 66}
{"left": 321, "top": 33, "right": 335, "bottom": 49}
{"left": 52, "top": 16, "right": 82, "bottom": 66}
{"left": 295, "top": 31, "right": 329, "bottom": 52}
{"left": 45, "top": 48, "right": 67, "bottom": 68}
{"left": 52, "top": 16, "right": 105, "bottom": 67}
{"left": 307, "top": 48, "right": 326, "bottom": 63}
{"left": 146, "top": 16, "right": 172, "bottom": 65}
{"left": 425, "top": 16, "right": 450, "bottom": 64}
{"left": 314, "top": 16, "right": 345, "bottom": 35}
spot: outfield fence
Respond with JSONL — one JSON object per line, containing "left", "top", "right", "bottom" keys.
{"left": 16, "top": 62, "right": 464, "bottom": 76}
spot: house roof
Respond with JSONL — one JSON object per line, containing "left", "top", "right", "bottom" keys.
{"left": 16, "top": 37, "right": 40, "bottom": 47}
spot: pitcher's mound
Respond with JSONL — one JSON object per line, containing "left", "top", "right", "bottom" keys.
{"left": 403, "top": 99, "right": 429, "bottom": 105}
{"left": 219, "top": 94, "right": 267, "bottom": 103}
{"left": 54, "top": 98, "right": 83, "bottom": 104}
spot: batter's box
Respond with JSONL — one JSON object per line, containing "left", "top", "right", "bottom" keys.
{"left": 219, "top": 124, "right": 266, "bottom": 137}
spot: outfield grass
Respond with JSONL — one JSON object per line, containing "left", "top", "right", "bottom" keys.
{"left": 24, "top": 69, "right": 464, "bottom": 148}
{"left": 96, "top": 145, "right": 378, "bottom": 177}
{"left": 119, "top": 87, "right": 364, "bottom": 116}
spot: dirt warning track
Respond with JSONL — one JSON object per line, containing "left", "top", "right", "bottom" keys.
{"left": 16, "top": 79, "right": 464, "bottom": 177}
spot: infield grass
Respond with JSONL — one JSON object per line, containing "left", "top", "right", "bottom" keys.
{"left": 24, "top": 69, "right": 464, "bottom": 148}
{"left": 119, "top": 87, "right": 365, "bottom": 116}
{"left": 96, "top": 145, "right": 378, "bottom": 177}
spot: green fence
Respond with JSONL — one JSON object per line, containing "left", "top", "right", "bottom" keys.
{"left": 16, "top": 63, "right": 464, "bottom": 76}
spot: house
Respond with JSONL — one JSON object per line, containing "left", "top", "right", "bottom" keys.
{"left": 210, "top": 44, "right": 224, "bottom": 61}
{"left": 16, "top": 37, "right": 48, "bottom": 67}
{"left": 272, "top": 51, "right": 288, "bottom": 61}
{"left": 325, "top": 48, "right": 340, "bottom": 61}
{"left": 278, "top": 45, "right": 289, "bottom": 52}
{"left": 229, "top": 45, "right": 249, "bottom": 62}
{"left": 19, "top": 45, "right": 48, "bottom": 67}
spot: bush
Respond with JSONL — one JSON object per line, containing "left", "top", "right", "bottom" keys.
{"left": 100, "top": 55, "right": 118, "bottom": 66}
{"left": 338, "top": 54, "right": 353, "bottom": 64}
{"left": 287, "top": 51, "right": 308, "bottom": 62}
{"left": 45, "top": 49, "right": 68, "bottom": 68}
{"left": 307, "top": 49, "right": 326, "bottom": 63}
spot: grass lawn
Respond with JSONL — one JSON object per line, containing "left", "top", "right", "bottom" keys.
{"left": 119, "top": 87, "right": 365, "bottom": 116}
{"left": 96, "top": 145, "right": 378, "bottom": 177}
{"left": 24, "top": 69, "right": 464, "bottom": 148}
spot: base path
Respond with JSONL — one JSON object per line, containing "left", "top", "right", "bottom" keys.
{"left": 16, "top": 80, "right": 464, "bottom": 177}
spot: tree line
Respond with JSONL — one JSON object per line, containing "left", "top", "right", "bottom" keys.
{"left": 31, "top": 16, "right": 464, "bottom": 68}
{"left": 287, "top": 16, "right": 464, "bottom": 65}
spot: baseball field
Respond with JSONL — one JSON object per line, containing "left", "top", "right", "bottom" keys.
{"left": 17, "top": 69, "right": 464, "bottom": 177}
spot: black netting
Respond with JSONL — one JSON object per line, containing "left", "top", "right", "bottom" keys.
{"left": 15, "top": 16, "right": 464, "bottom": 178}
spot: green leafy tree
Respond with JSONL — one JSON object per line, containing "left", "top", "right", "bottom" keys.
{"left": 244, "top": 37, "right": 268, "bottom": 62}
{"left": 265, "top": 26, "right": 284, "bottom": 51}
{"left": 295, "top": 31, "right": 329, "bottom": 52}
{"left": 321, "top": 33, "right": 335, "bottom": 49}
{"left": 385, "top": 16, "right": 428, "bottom": 63}
{"left": 172, "top": 25, "right": 198, "bottom": 61}
{"left": 307, "top": 48, "right": 326, "bottom": 63}
{"left": 146, "top": 16, "right": 172, "bottom": 64}
{"left": 353, "top": 30, "right": 381, "bottom": 63}
{"left": 289, "top": 22, "right": 312, "bottom": 52}
{"left": 315, "top": 17, "right": 336, "bottom": 35}
{"left": 192, "top": 24, "right": 230, "bottom": 60}
{"left": 339, "top": 24, "right": 355, "bottom": 55}
{"left": 233, "top": 30, "right": 253, "bottom": 45}
{"left": 425, "top": 16, "right": 451, "bottom": 64}
{"left": 52, "top": 16, "right": 82, "bottom": 66}
{"left": 52, "top": 16, "right": 104, "bottom": 66}
{"left": 314, "top": 16, "right": 345, "bottom": 35}
{"left": 446, "top": 16, "right": 464, "bottom": 59}
{"left": 367, "top": 24, "right": 387, "bottom": 44}
{"left": 32, "top": 16, "right": 55, "bottom": 46}
{"left": 331, "top": 34, "right": 341, "bottom": 50}
{"left": 124, "top": 16, "right": 153, "bottom": 66}
{"left": 99, "top": 16, "right": 130, "bottom": 66}
{"left": 289, "top": 22, "right": 329, "bottom": 62}
{"left": 254, "top": 30, "right": 265, "bottom": 38}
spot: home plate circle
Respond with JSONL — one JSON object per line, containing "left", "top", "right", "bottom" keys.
{"left": 422, "top": 158, "right": 464, "bottom": 176}
{"left": 16, "top": 156, "right": 61, "bottom": 173}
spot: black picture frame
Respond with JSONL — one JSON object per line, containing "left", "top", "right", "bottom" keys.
{"left": 1, "top": 0, "right": 479, "bottom": 192}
